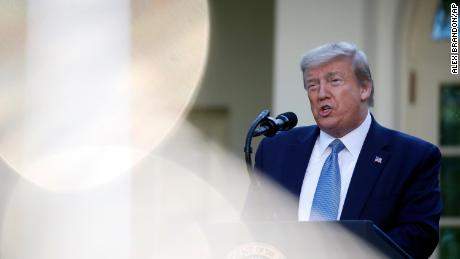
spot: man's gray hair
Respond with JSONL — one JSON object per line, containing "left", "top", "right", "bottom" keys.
{"left": 300, "top": 42, "right": 374, "bottom": 106}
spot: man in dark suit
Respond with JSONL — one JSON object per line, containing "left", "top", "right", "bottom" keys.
{"left": 254, "top": 42, "right": 442, "bottom": 259}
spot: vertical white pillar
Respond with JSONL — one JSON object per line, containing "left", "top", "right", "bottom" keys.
{"left": 15, "top": 0, "right": 132, "bottom": 258}
{"left": 371, "top": 0, "right": 400, "bottom": 129}
{"left": 24, "top": 0, "right": 132, "bottom": 189}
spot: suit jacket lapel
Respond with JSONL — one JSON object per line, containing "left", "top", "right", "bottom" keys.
{"left": 340, "top": 118, "right": 391, "bottom": 220}
{"left": 280, "top": 127, "right": 320, "bottom": 196}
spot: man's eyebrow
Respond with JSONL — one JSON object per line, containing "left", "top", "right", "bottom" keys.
{"left": 305, "top": 78, "right": 319, "bottom": 83}
{"left": 306, "top": 77, "right": 319, "bottom": 81}
{"left": 325, "top": 71, "right": 344, "bottom": 78}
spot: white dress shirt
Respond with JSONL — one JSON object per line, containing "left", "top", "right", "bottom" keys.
{"left": 298, "top": 112, "right": 372, "bottom": 221}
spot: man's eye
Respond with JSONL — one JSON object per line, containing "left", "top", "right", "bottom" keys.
{"left": 330, "top": 78, "right": 343, "bottom": 86}
{"left": 307, "top": 84, "right": 318, "bottom": 90}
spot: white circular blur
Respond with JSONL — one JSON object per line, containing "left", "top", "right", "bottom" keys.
{"left": 0, "top": 0, "right": 209, "bottom": 191}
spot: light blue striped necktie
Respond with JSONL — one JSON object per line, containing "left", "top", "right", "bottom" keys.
{"left": 310, "top": 139, "right": 345, "bottom": 220}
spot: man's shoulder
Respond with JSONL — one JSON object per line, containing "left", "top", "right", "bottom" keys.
{"left": 373, "top": 122, "right": 439, "bottom": 153}
{"left": 261, "top": 125, "right": 318, "bottom": 145}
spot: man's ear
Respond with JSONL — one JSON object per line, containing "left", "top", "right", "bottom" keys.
{"left": 360, "top": 81, "right": 372, "bottom": 102}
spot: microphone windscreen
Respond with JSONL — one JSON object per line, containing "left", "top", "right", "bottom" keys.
{"left": 276, "top": 112, "right": 297, "bottom": 130}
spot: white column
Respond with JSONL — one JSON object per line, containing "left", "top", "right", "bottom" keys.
{"left": 24, "top": 0, "right": 132, "bottom": 190}
{"left": 15, "top": 0, "right": 132, "bottom": 258}
{"left": 371, "top": 0, "right": 401, "bottom": 129}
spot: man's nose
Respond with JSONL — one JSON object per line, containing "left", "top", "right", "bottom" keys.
{"left": 318, "top": 82, "right": 329, "bottom": 99}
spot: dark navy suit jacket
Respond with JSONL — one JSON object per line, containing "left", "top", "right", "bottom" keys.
{"left": 254, "top": 118, "right": 442, "bottom": 259}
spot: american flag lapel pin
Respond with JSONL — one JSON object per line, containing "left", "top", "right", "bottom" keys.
{"left": 374, "top": 156, "right": 383, "bottom": 164}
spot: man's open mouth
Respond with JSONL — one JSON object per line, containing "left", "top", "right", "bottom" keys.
{"left": 319, "top": 105, "right": 332, "bottom": 116}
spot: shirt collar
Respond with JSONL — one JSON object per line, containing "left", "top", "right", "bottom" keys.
{"left": 317, "top": 111, "right": 372, "bottom": 158}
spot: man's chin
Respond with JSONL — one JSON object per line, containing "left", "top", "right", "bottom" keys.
{"left": 316, "top": 117, "right": 336, "bottom": 129}
{"left": 317, "top": 121, "right": 342, "bottom": 137}
{"left": 317, "top": 124, "right": 336, "bottom": 133}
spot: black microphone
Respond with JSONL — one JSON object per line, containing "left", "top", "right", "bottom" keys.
{"left": 253, "top": 112, "right": 298, "bottom": 137}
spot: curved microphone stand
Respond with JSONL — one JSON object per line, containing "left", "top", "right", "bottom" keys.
{"left": 244, "top": 109, "right": 270, "bottom": 175}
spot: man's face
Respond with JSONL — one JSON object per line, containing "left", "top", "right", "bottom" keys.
{"left": 304, "top": 57, "right": 371, "bottom": 138}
